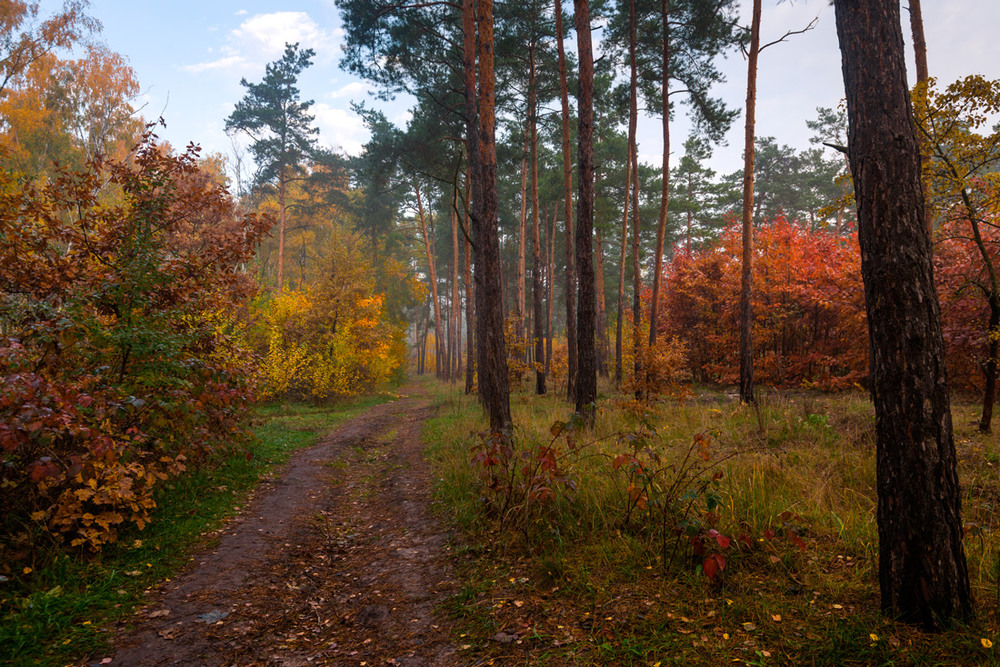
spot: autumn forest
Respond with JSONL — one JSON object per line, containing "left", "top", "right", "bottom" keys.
{"left": 5, "top": 0, "right": 1000, "bottom": 664}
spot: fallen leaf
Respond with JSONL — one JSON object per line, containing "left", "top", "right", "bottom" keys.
{"left": 148, "top": 609, "right": 171, "bottom": 619}
{"left": 742, "top": 622, "right": 756, "bottom": 632}
{"left": 771, "top": 614, "right": 781, "bottom": 622}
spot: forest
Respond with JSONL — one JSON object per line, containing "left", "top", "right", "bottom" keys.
{"left": 4, "top": 0, "right": 1000, "bottom": 664}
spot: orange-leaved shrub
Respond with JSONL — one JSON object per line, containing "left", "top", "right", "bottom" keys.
{"left": 0, "top": 130, "right": 269, "bottom": 554}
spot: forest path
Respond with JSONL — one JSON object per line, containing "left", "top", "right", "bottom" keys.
{"left": 104, "top": 384, "right": 460, "bottom": 666}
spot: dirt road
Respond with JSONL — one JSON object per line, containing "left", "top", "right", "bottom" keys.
{"left": 105, "top": 388, "right": 459, "bottom": 666}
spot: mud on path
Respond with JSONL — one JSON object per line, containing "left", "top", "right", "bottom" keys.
{"left": 104, "top": 387, "right": 460, "bottom": 666}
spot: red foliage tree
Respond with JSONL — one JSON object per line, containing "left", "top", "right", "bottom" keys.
{"left": 656, "top": 216, "right": 867, "bottom": 390}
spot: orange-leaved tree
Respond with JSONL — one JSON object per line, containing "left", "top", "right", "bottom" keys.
{"left": 656, "top": 216, "right": 867, "bottom": 390}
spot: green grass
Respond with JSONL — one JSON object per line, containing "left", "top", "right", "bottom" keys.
{"left": 425, "top": 379, "right": 1000, "bottom": 665}
{"left": 0, "top": 393, "right": 390, "bottom": 667}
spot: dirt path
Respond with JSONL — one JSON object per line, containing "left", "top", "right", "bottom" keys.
{"left": 104, "top": 387, "right": 460, "bottom": 666}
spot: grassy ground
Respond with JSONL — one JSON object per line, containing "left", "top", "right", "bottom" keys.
{"left": 0, "top": 393, "right": 391, "bottom": 667}
{"left": 424, "top": 378, "right": 1000, "bottom": 665}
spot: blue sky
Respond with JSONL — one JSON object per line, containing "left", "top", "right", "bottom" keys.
{"left": 43, "top": 1, "right": 1000, "bottom": 177}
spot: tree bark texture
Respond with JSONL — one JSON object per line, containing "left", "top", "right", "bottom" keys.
{"left": 555, "top": 0, "right": 577, "bottom": 402}
{"left": 647, "top": 0, "right": 670, "bottom": 354}
{"left": 834, "top": 0, "right": 971, "bottom": 629}
{"left": 739, "top": 0, "right": 761, "bottom": 404}
{"left": 573, "top": 0, "right": 597, "bottom": 419}
{"left": 474, "top": 0, "right": 512, "bottom": 436}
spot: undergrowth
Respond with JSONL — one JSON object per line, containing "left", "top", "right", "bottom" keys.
{"left": 425, "top": 380, "right": 1000, "bottom": 665}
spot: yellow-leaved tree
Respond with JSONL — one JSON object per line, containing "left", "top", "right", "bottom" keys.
{"left": 253, "top": 229, "right": 418, "bottom": 400}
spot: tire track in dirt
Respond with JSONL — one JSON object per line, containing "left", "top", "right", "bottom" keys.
{"left": 104, "top": 387, "right": 459, "bottom": 666}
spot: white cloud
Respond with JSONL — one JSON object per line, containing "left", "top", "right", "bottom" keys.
{"left": 182, "top": 11, "right": 338, "bottom": 74}
{"left": 312, "top": 103, "right": 368, "bottom": 156}
{"left": 230, "top": 12, "right": 339, "bottom": 63}
{"left": 235, "top": 9, "right": 248, "bottom": 15}
{"left": 328, "top": 81, "right": 370, "bottom": 99}
{"left": 181, "top": 55, "right": 245, "bottom": 73}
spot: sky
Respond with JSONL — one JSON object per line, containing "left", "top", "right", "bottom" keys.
{"left": 42, "top": 0, "right": 1000, "bottom": 178}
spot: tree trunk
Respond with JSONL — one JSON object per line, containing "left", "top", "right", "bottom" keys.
{"left": 574, "top": 0, "right": 597, "bottom": 419}
{"left": 516, "top": 133, "right": 528, "bottom": 347}
{"left": 464, "top": 169, "right": 476, "bottom": 394}
{"left": 739, "top": 0, "right": 761, "bottom": 405}
{"left": 594, "top": 224, "right": 610, "bottom": 377}
{"left": 475, "top": 0, "right": 512, "bottom": 436}
{"left": 452, "top": 201, "right": 461, "bottom": 383}
{"left": 546, "top": 203, "right": 555, "bottom": 374}
{"left": 908, "top": 0, "right": 933, "bottom": 238}
{"left": 615, "top": 139, "right": 632, "bottom": 386}
{"left": 278, "top": 170, "right": 287, "bottom": 292}
{"left": 416, "top": 184, "right": 444, "bottom": 379}
{"left": 908, "top": 0, "right": 929, "bottom": 84}
{"left": 529, "top": 40, "right": 545, "bottom": 396}
{"left": 628, "top": 0, "right": 643, "bottom": 397}
{"left": 646, "top": 0, "right": 670, "bottom": 354}
{"left": 982, "top": 295, "right": 999, "bottom": 433}
{"left": 834, "top": 0, "right": 971, "bottom": 629}
{"left": 554, "top": 0, "right": 576, "bottom": 402}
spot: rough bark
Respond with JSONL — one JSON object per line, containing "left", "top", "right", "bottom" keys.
{"left": 646, "top": 0, "right": 670, "bottom": 355}
{"left": 908, "top": 0, "right": 933, "bottom": 237}
{"left": 554, "top": 0, "right": 576, "bottom": 402}
{"left": 474, "top": 0, "right": 512, "bottom": 436}
{"left": 738, "top": 0, "right": 761, "bottom": 404}
{"left": 834, "top": 0, "right": 971, "bottom": 629}
{"left": 574, "top": 0, "right": 597, "bottom": 419}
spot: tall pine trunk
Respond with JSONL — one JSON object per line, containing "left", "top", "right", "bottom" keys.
{"left": 546, "top": 203, "right": 555, "bottom": 374}
{"left": 277, "top": 170, "right": 287, "bottom": 291}
{"left": 554, "top": 0, "right": 577, "bottom": 402}
{"left": 462, "top": 0, "right": 484, "bottom": 404}
{"left": 452, "top": 200, "right": 461, "bottom": 383}
{"left": 834, "top": 0, "right": 971, "bottom": 629}
{"left": 464, "top": 170, "right": 476, "bottom": 394}
{"left": 628, "top": 0, "right": 643, "bottom": 396}
{"left": 646, "top": 0, "right": 670, "bottom": 356}
{"left": 574, "top": 0, "right": 597, "bottom": 419}
{"left": 739, "top": 0, "right": 761, "bottom": 404}
{"left": 474, "top": 0, "right": 512, "bottom": 435}
{"left": 594, "top": 225, "right": 610, "bottom": 377}
{"left": 528, "top": 39, "right": 545, "bottom": 395}
{"left": 615, "top": 140, "right": 632, "bottom": 386}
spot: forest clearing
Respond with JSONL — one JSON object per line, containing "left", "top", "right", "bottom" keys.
{"left": 4, "top": 0, "right": 1000, "bottom": 665}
